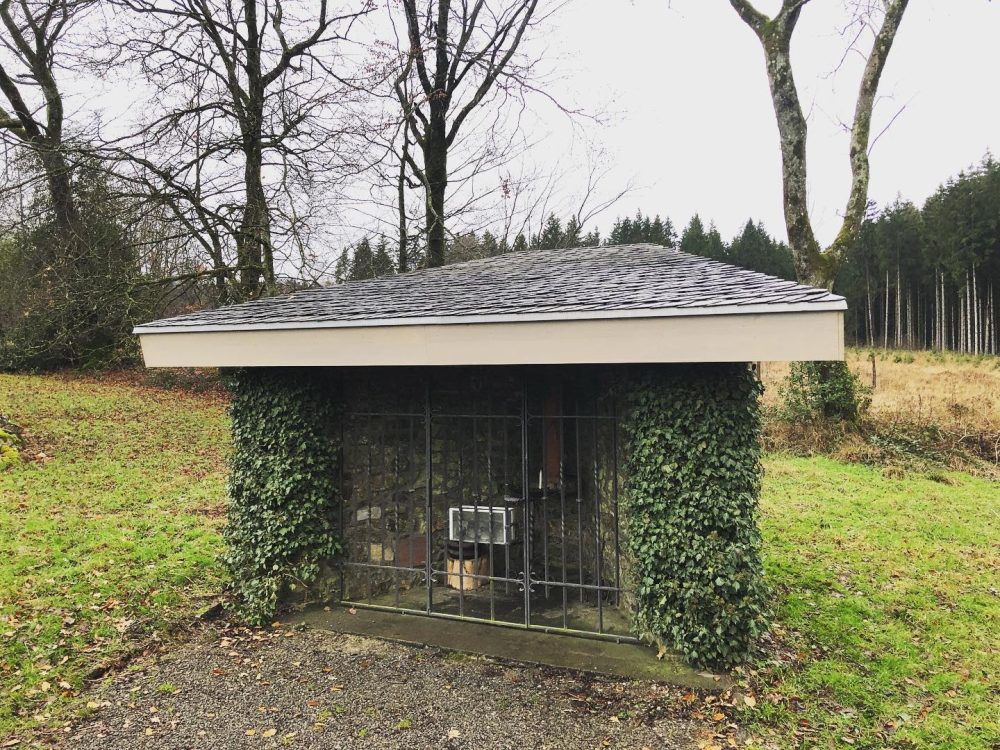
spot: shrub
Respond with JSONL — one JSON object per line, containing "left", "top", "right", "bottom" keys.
{"left": 622, "top": 364, "right": 769, "bottom": 670}
{"left": 223, "top": 368, "right": 342, "bottom": 625}
{"left": 779, "top": 360, "right": 871, "bottom": 423}
{"left": 0, "top": 414, "right": 24, "bottom": 470}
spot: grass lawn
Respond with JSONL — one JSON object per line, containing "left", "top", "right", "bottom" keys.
{"left": 1, "top": 372, "right": 997, "bottom": 748}
{"left": 0, "top": 372, "right": 228, "bottom": 741}
{"left": 752, "top": 457, "right": 999, "bottom": 749}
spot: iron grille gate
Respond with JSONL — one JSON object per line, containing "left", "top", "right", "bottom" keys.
{"left": 337, "top": 367, "right": 636, "bottom": 643}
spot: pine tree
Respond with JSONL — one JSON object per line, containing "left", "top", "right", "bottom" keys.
{"left": 481, "top": 231, "right": 499, "bottom": 257}
{"left": 372, "top": 238, "right": 395, "bottom": 278}
{"left": 680, "top": 215, "right": 709, "bottom": 258}
{"left": 563, "top": 216, "right": 582, "bottom": 248}
{"left": 663, "top": 217, "right": 678, "bottom": 248}
{"left": 348, "top": 237, "right": 374, "bottom": 280}
{"left": 650, "top": 216, "right": 666, "bottom": 245}
{"left": 607, "top": 215, "right": 634, "bottom": 245}
{"left": 334, "top": 248, "right": 350, "bottom": 284}
{"left": 537, "top": 214, "right": 564, "bottom": 250}
{"left": 728, "top": 220, "right": 795, "bottom": 279}
{"left": 705, "top": 222, "right": 726, "bottom": 261}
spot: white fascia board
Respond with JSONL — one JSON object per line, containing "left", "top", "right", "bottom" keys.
{"left": 133, "top": 299, "right": 847, "bottom": 335}
{"left": 138, "top": 309, "right": 846, "bottom": 368}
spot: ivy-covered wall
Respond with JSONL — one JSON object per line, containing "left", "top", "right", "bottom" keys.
{"left": 621, "top": 363, "right": 769, "bottom": 670}
{"left": 223, "top": 368, "right": 342, "bottom": 625}
{"left": 221, "top": 363, "right": 770, "bottom": 670}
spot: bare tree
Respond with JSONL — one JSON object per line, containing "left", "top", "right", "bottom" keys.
{"left": 107, "top": 0, "right": 376, "bottom": 301}
{"left": 0, "top": 0, "right": 91, "bottom": 240}
{"left": 392, "top": 0, "right": 554, "bottom": 268}
{"left": 728, "top": 0, "right": 909, "bottom": 287}
{"left": 497, "top": 148, "right": 634, "bottom": 251}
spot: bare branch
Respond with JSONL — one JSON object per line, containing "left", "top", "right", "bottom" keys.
{"left": 728, "top": 0, "right": 769, "bottom": 34}
{"left": 829, "top": 0, "right": 910, "bottom": 269}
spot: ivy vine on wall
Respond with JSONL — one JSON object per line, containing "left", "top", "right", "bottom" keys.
{"left": 622, "top": 364, "right": 770, "bottom": 670}
{"left": 223, "top": 368, "right": 342, "bottom": 625}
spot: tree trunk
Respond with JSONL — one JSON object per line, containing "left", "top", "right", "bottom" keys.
{"left": 37, "top": 147, "right": 78, "bottom": 245}
{"left": 236, "top": 136, "right": 271, "bottom": 299}
{"left": 865, "top": 260, "right": 875, "bottom": 346}
{"left": 972, "top": 267, "right": 979, "bottom": 354}
{"left": 398, "top": 141, "right": 409, "bottom": 273}
{"left": 896, "top": 258, "right": 903, "bottom": 349}
{"left": 423, "top": 126, "right": 448, "bottom": 268}
{"left": 884, "top": 269, "right": 890, "bottom": 349}
{"left": 760, "top": 25, "right": 825, "bottom": 285}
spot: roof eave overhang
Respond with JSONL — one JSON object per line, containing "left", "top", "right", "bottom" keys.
{"left": 136, "top": 306, "right": 846, "bottom": 368}
{"left": 133, "top": 300, "right": 846, "bottom": 335}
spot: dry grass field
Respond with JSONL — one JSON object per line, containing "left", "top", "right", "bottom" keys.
{"left": 761, "top": 349, "right": 1000, "bottom": 428}
{"left": 760, "top": 349, "right": 1000, "bottom": 472}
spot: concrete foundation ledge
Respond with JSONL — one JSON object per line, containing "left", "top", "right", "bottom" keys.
{"left": 285, "top": 604, "right": 729, "bottom": 691}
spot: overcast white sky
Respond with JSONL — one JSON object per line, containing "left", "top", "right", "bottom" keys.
{"left": 57, "top": 1, "right": 1000, "bottom": 252}
{"left": 530, "top": 0, "right": 999, "bottom": 246}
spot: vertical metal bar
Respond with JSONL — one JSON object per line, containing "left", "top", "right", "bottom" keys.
{"left": 559, "top": 407, "right": 567, "bottom": 628}
{"left": 408, "top": 414, "right": 417, "bottom": 601}
{"left": 592, "top": 406, "right": 604, "bottom": 633}
{"left": 611, "top": 398, "right": 622, "bottom": 608}
{"left": 502, "top": 412, "right": 511, "bottom": 595}
{"left": 365, "top": 414, "right": 373, "bottom": 604}
{"left": 540, "top": 402, "right": 550, "bottom": 598}
{"left": 394, "top": 416, "right": 402, "bottom": 608}
{"left": 457, "top": 413, "right": 466, "bottom": 616}
{"left": 439, "top": 385, "right": 449, "bottom": 615}
{"left": 520, "top": 375, "right": 531, "bottom": 627}
{"left": 338, "top": 402, "right": 346, "bottom": 602}
{"left": 575, "top": 398, "right": 584, "bottom": 603}
{"left": 424, "top": 376, "right": 433, "bottom": 615}
{"left": 486, "top": 398, "right": 496, "bottom": 621}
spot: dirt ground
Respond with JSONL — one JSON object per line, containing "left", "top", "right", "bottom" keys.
{"left": 63, "top": 625, "right": 721, "bottom": 750}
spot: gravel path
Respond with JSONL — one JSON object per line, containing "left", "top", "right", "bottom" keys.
{"left": 65, "top": 624, "right": 714, "bottom": 749}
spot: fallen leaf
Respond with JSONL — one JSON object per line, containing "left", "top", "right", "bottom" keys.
{"left": 447, "top": 729, "right": 461, "bottom": 739}
{"left": 743, "top": 695, "right": 756, "bottom": 708}
{"left": 262, "top": 728, "right": 277, "bottom": 737}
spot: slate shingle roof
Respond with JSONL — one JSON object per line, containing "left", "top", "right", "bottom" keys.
{"left": 135, "top": 244, "right": 845, "bottom": 332}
